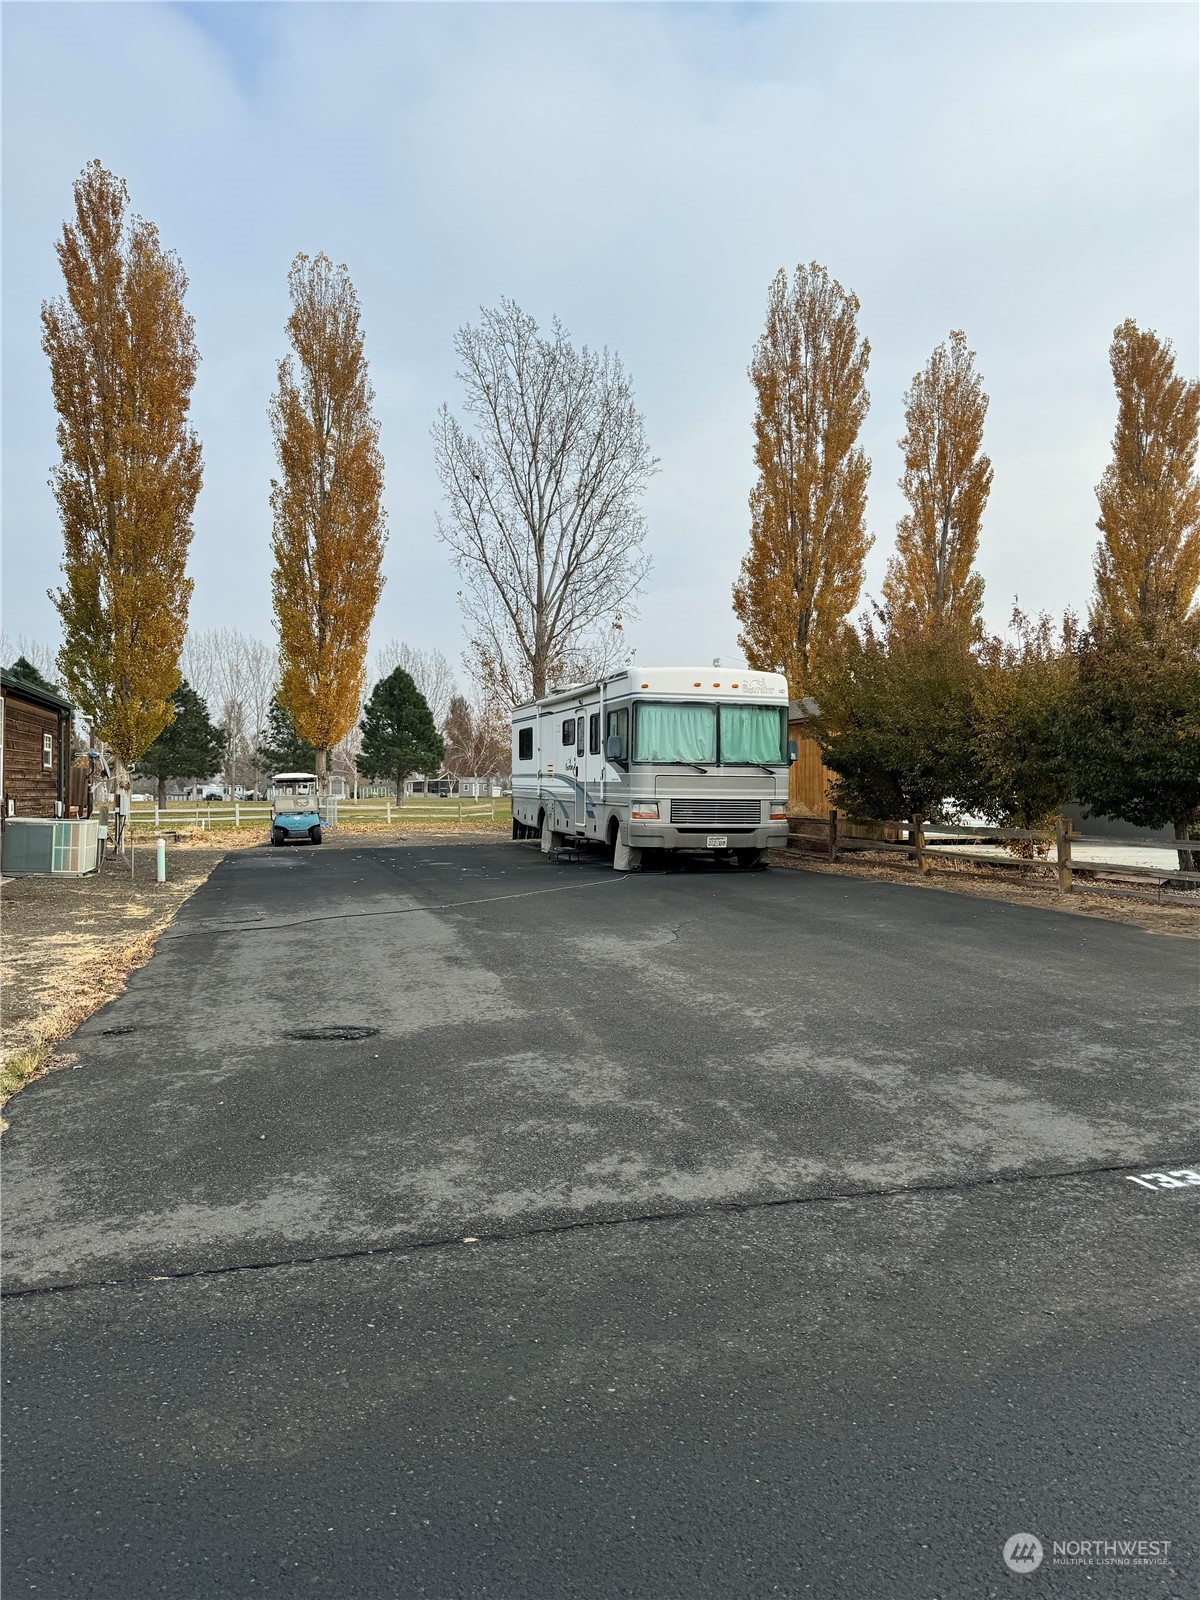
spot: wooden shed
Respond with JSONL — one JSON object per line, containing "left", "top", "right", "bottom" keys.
{"left": 787, "top": 699, "right": 837, "bottom": 817}
{"left": 1, "top": 669, "right": 74, "bottom": 819}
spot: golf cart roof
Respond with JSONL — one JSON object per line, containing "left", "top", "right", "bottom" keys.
{"left": 273, "top": 771, "right": 317, "bottom": 783}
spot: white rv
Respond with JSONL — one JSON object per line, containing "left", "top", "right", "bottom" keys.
{"left": 511, "top": 666, "right": 794, "bottom": 868}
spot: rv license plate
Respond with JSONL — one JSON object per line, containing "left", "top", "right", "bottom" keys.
{"left": 706, "top": 835, "right": 728, "bottom": 849}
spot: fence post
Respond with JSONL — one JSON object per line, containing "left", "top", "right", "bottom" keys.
{"left": 235, "top": 801, "right": 240, "bottom": 829}
{"left": 492, "top": 795, "right": 497, "bottom": 820}
{"left": 154, "top": 802, "right": 160, "bottom": 830}
{"left": 914, "top": 815, "right": 930, "bottom": 875}
{"left": 828, "top": 808, "right": 838, "bottom": 863}
{"left": 457, "top": 797, "right": 463, "bottom": 822}
{"left": 386, "top": 800, "right": 392, "bottom": 825}
{"left": 1055, "top": 815, "right": 1073, "bottom": 894}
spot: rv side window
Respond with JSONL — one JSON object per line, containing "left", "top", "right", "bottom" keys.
{"left": 588, "top": 713, "right": 600, "bottom": 755}
{"left": 577, "top": 719, "right": 585, "bottom": 757}
{"left": 562, "top": 718, "right": 575, "bottom": 747}
{"left": 517, "top": 727, "right": 533, "bottom": 761}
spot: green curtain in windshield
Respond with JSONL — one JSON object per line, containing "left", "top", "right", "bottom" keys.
{"left": 634, "top": 703, "right": 717, "bottom": 764}
{"left": 720, "top": 706, "right": 785, "bottom": 764}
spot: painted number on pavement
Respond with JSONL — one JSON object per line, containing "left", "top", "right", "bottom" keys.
{"left": 1126, "top": 1170, "right": 1200, "bottom": 1191}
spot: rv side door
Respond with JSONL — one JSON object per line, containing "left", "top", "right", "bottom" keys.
{"left": 574, "top": 707, "right": 587, "bottom": 830}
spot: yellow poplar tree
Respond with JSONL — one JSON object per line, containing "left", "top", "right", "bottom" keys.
{"left": 732, "top": 262, "right": 872, "bottom": 697}
{"left": 269, "top": 253, "right": 387, "bottom": 788}
{"left": 882, "top": 330, "right": 992, "bottom": 638}
{"left": 42, "top": 160, "right": 202, "bottom": 779}
{"left": 1092, "top": 318, "right": 1200, "bottom": 636}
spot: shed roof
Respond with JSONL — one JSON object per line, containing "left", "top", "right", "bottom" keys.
{"left": 1, "top": 667, "right": 74, "bottom": 715}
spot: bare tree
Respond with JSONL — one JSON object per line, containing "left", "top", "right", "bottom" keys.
{"left": 179, "top": 630, "right": 216, "bottom": 708}
{"left": 442, "top": 693, "right": 510, "bottom": 780}
{"left": 1, "top": 634, "right": 62, "bottom": 686}
{"left": 182, "top": 628, "right": 277, "bottom": 791}
{"left": 433, "top": 299, "right": 656, "bottom": 704}
{"left": 373, "top": 641, "right": 457, "bottom": 727}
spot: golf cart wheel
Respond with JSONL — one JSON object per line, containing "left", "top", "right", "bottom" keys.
{"left": 734, "top": 848, "right": 765, "bottom": 869}
{"left": 309, "top": 825, "right": 323, "bottom": 845}
{"left": 271, "top": 827, "right": 285, "bottom": 847}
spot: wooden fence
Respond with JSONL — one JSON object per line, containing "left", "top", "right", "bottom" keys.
{"left": 786, "top": 812, "right": 1199, "bottom": 897}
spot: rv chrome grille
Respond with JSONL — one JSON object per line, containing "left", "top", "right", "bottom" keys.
{"left": 669, "top": 798, "right": 763, "bottom": 827}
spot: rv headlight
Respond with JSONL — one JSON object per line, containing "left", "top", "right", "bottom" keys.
{"left": 630, "top": 802, "right": 660, "bottom": 821}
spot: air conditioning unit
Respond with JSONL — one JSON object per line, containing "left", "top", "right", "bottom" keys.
{"left": 1, "top": 817, "right": 102, "bottom": 876}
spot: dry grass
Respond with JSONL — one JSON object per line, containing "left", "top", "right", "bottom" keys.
{"left": 768, "top": 846, "right": 1200, "bottom": 939}
{"left": 135, "top": 814, "right": 512, "bottom": 850}
{"left": 1, "top": 843, "right": 240, "bottom": 1108}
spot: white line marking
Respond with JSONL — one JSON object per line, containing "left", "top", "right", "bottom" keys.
{"left": 1125, "top": 1169, "right": 1200, "bottom": 1191}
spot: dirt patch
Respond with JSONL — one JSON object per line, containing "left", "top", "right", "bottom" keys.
{"left": 768, "top": 847, "right": 1200, "bottom": 939}
{"left": 1, "top": 842, "right": 244, "bottom": 1107}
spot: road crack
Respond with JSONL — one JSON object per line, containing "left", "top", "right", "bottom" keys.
{"left": 5, "top": 1154, "right": 1195, "bottom": 1302}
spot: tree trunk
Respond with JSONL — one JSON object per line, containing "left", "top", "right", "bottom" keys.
{"left": 1174, "top": 818, "right": 1195, "bottom": 877}
{"left": 157, "top": 776, "right": 168, "bottom": 808}
{"left": 315, "top": 746, "right": 328, "bottom": 798}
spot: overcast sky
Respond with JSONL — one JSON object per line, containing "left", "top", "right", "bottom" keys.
{"left": 3, "top": 1, "right": 1197, "bottom": 686}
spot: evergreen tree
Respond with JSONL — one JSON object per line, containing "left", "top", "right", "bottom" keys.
{"left": 136, "top": 679, "right": 226, "bottom": 806}
{"left": 1060, "top": 618, "right": 1200, "bottom": 872}
{"left": 255, "top": 696, "right": 317, "bottom": 777}
{"left": 7, "top": 655, "right": 59, "bottom": 695}
{"left": 359, "top": 668, "right": 445, "bottom": 800}
{"left": 810, "top": 621, "right": 979, "bottom": 823}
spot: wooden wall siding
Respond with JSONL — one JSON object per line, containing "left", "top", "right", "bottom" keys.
{"left": 67, "top": 763, "right": 92, "bottom": 818}
{"left": 787, "top": 731, "right": 836, "bottom": 816}
{"left": 2, "top": 695, "right": 61, "bottom": 816}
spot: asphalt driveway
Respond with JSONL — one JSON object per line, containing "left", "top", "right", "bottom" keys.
{"left": 4, "top": 840, "right": 1198, "bottom": 1596}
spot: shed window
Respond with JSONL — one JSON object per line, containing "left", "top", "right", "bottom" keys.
{"left": 589, "top": 713, "right": 600, "bottom": 755}
{"left": 517, "top": 727, "right": 533, "bottom": 761}
{"left": 561, "top": 718, "right": 576, "bottom": 747}
{"left": 43, "top": 732, "right": 54, "bottom": 769}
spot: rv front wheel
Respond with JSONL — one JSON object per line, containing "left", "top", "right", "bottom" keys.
{"left": 734, "top": 848, "right": 765, "bottom": 870}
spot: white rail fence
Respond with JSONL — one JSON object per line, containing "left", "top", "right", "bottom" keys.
{"left": 127, "top": 797, "right": 510, "bottom": 833}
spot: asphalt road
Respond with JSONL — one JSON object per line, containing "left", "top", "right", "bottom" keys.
{"left": 4, "top": 839, "right": 1198, "bottom": 1597}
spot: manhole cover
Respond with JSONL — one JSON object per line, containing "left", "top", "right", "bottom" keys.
{"left": 283, "top": 1026, "right": 379, "bottom": 1042}
{"left": 99, "top": 1025, "right": 136, "bottom": 1036}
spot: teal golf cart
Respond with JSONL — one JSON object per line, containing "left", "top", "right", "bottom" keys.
{"left": 270, "top": 772, "right": 323, "bottom": 846}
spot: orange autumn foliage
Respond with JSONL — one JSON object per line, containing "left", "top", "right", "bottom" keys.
{"left": 732, "top": 263, "right": 872, "bottom": 697}
{"left": 1092, "top": 319, "right": 1200, "bottom": 637}
{"left": 882, "top": 330, "right": 992, "bottom": 638}
{"left": 42, "top": 160, "right": 202, "bottom": 769}
{"left": 269, "top": 253, "right": 387, "bottom": 780}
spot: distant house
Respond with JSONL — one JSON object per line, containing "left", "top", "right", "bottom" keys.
{"left": 1, "top": 669, "right": 74, "bottom": 820}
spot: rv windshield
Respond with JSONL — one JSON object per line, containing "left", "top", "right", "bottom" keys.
{"left": 633, "top": 703, "right": 717, "bottom": 765}
{"left": 631, "top": 702, "right": 787, "bottom": 766}
{"left": 720, "top": 705, "right": 787, "bottom": 765}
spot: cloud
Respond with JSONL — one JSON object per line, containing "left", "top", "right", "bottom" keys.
{"left": 3, "top": 1, "right": 1196, "bottom": 676}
